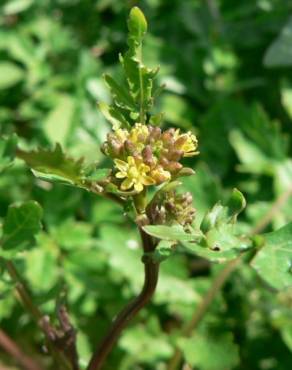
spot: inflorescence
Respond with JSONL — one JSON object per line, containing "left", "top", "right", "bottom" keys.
{"left": 102, "top": 123, "right": 198, "bottom": 193}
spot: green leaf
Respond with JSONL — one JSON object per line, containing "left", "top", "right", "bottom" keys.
{"left": 149, "top": 112, "right": 164, "bottom": 126}
{"left": 178, "top": 332, "right": 240, "bottom": 370}
{"left": 43, "top": 94, "right": 75, "bottom": 146}
{"left": 182, "top": 242, "right": 240, "bottom": 263}
{"left": 98, "top": 102, "right": 130, "bottom": 130}
{"left": 120, "top": 325, "right": 172, "bottom": 362}
{"left": 0, "top": 134, "right": 18, "bottom": 173}
{"left": 127, "top": 7, "right": 147, "bottom": 41}
{"left": 251, "top": 222, "right": 292, "bottom": 290}
{"left": 104, "top": 74, "right": 136, "bottom": 111}
{"left": 226, "top": 188, "right": 246, "bottom": 219}
{"left": 1, "top": 201, "right": 42, "bottom": 252}
{"left": 85, "top": 168, "right": 111, "bottom": 182}
{"left": 120, "top": 7, "right": 159, "bottom": 122}
{"left": 2, "top": 0, "right": 33, "bottom": 15}
{"left": 143, "top": 224, "right": 201, "bottom": 242}
{"left": 151, "top": 240, "right": 175, "bottom": 263}
{"left": 0, "top": 62, "right": 24, "bottom": 89}
{"left": 264, "top": 18, "right": 292, "bottom": 68}
{"left": 201, "top": 189, "right": 246, "bottom": 233}
{"left": 17, "top": 144, "right": 86, "bottom": 187}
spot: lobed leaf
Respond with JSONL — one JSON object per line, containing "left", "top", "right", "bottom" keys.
{"left": 251, "top": 222, "right": 292, "bottom": 290}
{"left": 1, "top": 201, "right": 43, "bottom": 254}
{"left": 17, "top": 144, "right": 86, "bottom": 187}
{"left": 104, "top": 74, "right": 136, "bottom": 111}
{"left": 98, "top": 102, "right": 130, "bottom": 130}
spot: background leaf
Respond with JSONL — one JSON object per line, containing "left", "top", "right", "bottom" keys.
{"left": 1, "top": 201, "right": 42, "bottom": 252}
{"left": 251, "top": 222, "right": 292, "bottom": 290}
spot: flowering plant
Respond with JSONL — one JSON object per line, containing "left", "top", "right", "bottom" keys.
{"left": 0, "top": 6, "right": 291, "bottom": 370}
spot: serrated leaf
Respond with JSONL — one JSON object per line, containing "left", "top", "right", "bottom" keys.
{"left": 0, "top": 134, "right": 18, "bottom": 173}
{"left": 1, "top": 201, "right": 42, "bottom": 252}
{"left": 17, "top": 144, "right": 86, "bottom": 187}
{"left": 178, "top": 332, "right": 240, "bottom": 370}
{"left": 251, "top": 222, "right": 292, "bottom": 290}
{"left": 104, "top": 74, "right": 136, "bottom": 111}
{"left": 120, "top": 7, "right": 159, "bottom": 122}
{"left": 98, "top": 102, "right": 130, "bottom": 130}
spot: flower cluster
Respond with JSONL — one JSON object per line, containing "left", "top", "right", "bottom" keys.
{"left": 146, "top": 190, "right": 195, "bottom": 227}
{"left": 102, "top": 123, "right": 198, "bottom": 193}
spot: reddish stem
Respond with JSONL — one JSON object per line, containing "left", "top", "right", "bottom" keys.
{"left": 87, "top": 229, "right": 159, "bottom": 370}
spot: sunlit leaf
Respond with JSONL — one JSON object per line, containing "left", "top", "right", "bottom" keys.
{"left": 17, "top": 144, "right": 86, "bottom": 187}
{"left": 0, "top": 62, "right": 24, "bottom": 89}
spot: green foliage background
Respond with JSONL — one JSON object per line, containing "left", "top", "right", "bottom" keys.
{"left": 1, "top": 0, "right": 292, "bottom": 369}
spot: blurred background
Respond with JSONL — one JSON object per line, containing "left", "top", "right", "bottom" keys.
{"left": 1, "top": 0, "right": 292, "bottom": 369}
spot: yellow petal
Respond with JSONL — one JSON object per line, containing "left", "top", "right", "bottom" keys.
{"left": 121, "top": 178, "right": 134, "bottom": 190}
{"left": 114, "top": 159, "right": 128, "bottom": 171}
{"left": 116, "top": 171, "right": 126, "bottom": 179}
{"left": 142, "top": 176, "right": 156, "bottom": 186}
{"left": 127, "top": 156, "right": 135, "bottom": 166}
{"left": 134, "top": 182, "right": 144, "bottom": 192}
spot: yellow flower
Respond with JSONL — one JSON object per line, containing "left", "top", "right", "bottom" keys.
{"left": 150, "top": 166, "right": 171, "bottom": 184}
{"left": 175, "top": 129, "right": 199, "bottom": 157}
{"left": 114, "top": 128, "right": 129, "bottom": 142}
{"left": 114, "top": 156, "right": 155, "bottom": 192}
{"left": 129, "top": 123, "right": 149, "bottom": 151}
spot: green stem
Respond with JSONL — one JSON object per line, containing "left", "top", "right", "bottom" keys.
{"left": 138, "top": 44, "right": 145, "bottom": 124}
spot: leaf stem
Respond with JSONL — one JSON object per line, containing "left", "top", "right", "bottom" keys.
{"left": 87, "top": 228, "right": 159, "bottom": 370}
{"left": 0, "top": 328, "right": 43, "bottom": 370}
